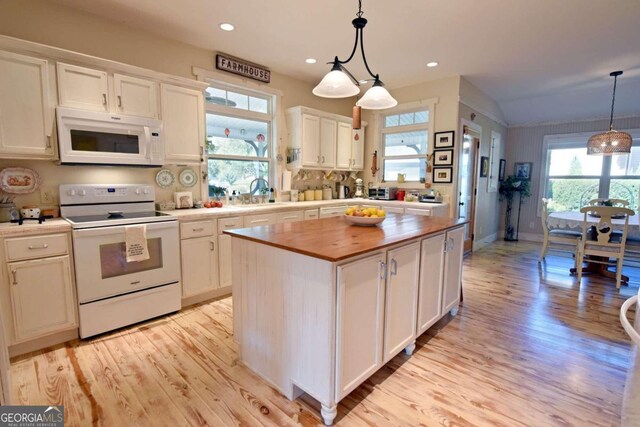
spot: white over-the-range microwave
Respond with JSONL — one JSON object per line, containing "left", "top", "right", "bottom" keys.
{"left": 56, "top": 107, "right": 164, "bottom": 166}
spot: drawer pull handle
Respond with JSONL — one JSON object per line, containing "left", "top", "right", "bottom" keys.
{"left": 11, "top": 270, "right": 17, "bottom": 285}
{"left": 192, "top": 227, "right": 204, "bottom": 232}
{"left": 210, "top": 241, "right": 215, "bottom": 251}
{"left": 131, "top": 280, "right": 141, "bottom": 285}
{"left": 46, "top": 135, "right": 52, "bottom": 149}
{"left": 390, "top": 259, "right": 398, "bottom": 276}
{"left": 322, "top": 155, "right": 325, "bottom": 163}
{"left": 253, "top": 219, "right": 268, "bottom": 223}
{"left": 102, "top": 93, "right": 107, "bottom": 105}
{"left": 379, "top": 261, "right": 386, "bottom": 280}
{"left": 117, "top": 95, "right": 122, "bottom": 107}
{"left": 28, "top": 244, "right": 49, "bottom": 250}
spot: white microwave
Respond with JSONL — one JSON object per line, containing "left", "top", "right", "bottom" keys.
{"left": 56, "top": 107, "right": 164, "bottom": 166}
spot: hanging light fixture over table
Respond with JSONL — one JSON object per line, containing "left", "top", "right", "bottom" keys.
{"left": 587, "top": 71, "right": 632, "bottom": 155}
{"left": 312, "top": 0, "right": 397, "bottom": 128}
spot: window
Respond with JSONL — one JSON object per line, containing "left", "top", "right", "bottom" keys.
{"left": 205, "top": 84, "right": 273, "bottom": 195}
{"left": 381, "top": 109, "right": 430, "bottom": 182}
{"left": 541, "top": 130, "right": 640, "bottom": 213}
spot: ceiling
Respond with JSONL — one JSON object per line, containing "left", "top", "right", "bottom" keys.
{"left": 52, "top": 0, "right": 640, "bottom": 126}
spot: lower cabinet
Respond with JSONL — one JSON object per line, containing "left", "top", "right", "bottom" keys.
{"left": 8, "top": 255, "right": 76, "bottom": 341}
{"left": 180, "top": 220, "right": 219, "bottom": 298}
{"left": 277, "top": 210, "right": 304, "bottom": 224}
{"left": 218, "top": 234, "right": 232, "bottom": 288}
{"left": 336, "top": 252, "right": 385, "bottom": 401}
{"left": 417, "top": 234, "right": 445, "bottom": 334}
{"left": 442, "top": 226, "right": 464, "bottom": 314}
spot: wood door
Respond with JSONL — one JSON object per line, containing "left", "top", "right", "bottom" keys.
{"left": 0, "top": 51, "right": 54, "bottom": 158}
{"left": 442, "top": 227, "right": 465, "bottom": 314}
{"left": 336, "top": 121, "right": 352, "bottom": 169}
{"left": 336, "top": 252, "right": 386, "bottom": 401}
{"left": 383, "top": 243, "right": 420, "bottom": 362}
{"left": 181, "top": 236, "right": 219, "bottom": 297}
{"left": 320, "top": 117, "right": 337, "bottom": 169}
{"left": 218, "top": 234, "right": 232, "bottom": 288}
{"left": 458, "top": 126, "right": 480, "bottom": 252}
{"left": 9, "top": 256, "right": 77, "bottom": 342}
{"left": 114, "top": 73, "right": 158, "bottom": 118}
{"left": 161, "top": 83, "right": 204, "bottom": 164}
{"left": 57, "top": 62, "right": 109, "bottom": 112}
{"left": 417, "top": 234, "right": 445, "bottom": 335}
{"left": 301, "top": 113, "right": 320, "bottom": 167}
{"left": 351, "top": 128, "right": 365, "bottom": 170}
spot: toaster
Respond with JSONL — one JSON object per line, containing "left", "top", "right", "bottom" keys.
{"left": 368, "top": 187, "right": 398, "bottom": 200}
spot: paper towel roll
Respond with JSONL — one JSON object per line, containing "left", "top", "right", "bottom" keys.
{"left": 282, "top": 171, "right": 292, "bottom": 191}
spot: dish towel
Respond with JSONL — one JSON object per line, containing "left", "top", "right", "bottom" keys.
{"left": 125, "top": 224, "right": 149, "bottom": 263}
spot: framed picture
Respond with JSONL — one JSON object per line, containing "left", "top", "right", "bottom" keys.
{"left": 433, "top": 149, "right": 453, "bottom": 166}
{"left": 433, "top": 167, "right": 453, "bottom": 183}
{"left": 514, "top": 162, "right": 532, "bottom": 180}
{"left": 480, "top": 156, "right": 489, "bottom": 177}
{"left": 499, "top": 159, "right": 506, "bottom": 181}
{"left": 434, "top": 131, "right": 455, "bottom": 149}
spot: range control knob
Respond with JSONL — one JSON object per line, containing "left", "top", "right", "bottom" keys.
{"left": 135, "top": 188, "right": 142, "bottom": 195}
{"left": 68, "top": 189, "right": 76, "bottom": 196}
{"left": 143, "top": 188, "right": 150, "bottom": 195}
{"left": 79, "top": 189, "right": 87, "bottom": 196}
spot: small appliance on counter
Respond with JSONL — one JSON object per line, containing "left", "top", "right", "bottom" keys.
{"left": 368, "top": 186, "right": 397, "bottom": 200}
{"left": 419, "top": 190, "right": 443, "bottom": 203}
{"left": 338, "top": 184, "right": 350, "bottom": 199}
{"left": 354, "top": 178, "right": 365, "bottom": 198}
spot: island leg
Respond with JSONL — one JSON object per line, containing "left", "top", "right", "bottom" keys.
{"left": 404, "top": 341, "right": 416, "bottom": 356}
{"left": 321, "top": 404, "right": 337, "bottom": 426}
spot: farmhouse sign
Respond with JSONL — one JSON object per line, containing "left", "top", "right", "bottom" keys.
{"left": 216, "top": 53, "right": 271, "bottom": 83}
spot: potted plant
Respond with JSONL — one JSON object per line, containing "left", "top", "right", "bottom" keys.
{"left": 499, "top": 175, "right": 531, "bottom": 241}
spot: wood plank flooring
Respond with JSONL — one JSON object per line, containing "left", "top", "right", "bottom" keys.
{"left": 9, "top": 241, "right": 637, "bottom": 426}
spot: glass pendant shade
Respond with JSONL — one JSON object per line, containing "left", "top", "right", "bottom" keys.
{"left": 587, "top": 130, "right": 632, "bottom": 155}
{"left": 312, "top": 70, "right": 360, "bottom": 98}
{"left": 356, "top": 84, "right": 398, "bottom": 110}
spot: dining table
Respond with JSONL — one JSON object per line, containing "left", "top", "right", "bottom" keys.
{"left": 548, "top": 210, "right": 640, "bottom": 284}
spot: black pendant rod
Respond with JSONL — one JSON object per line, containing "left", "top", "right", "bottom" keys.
{"left": 608, "top": 71, "right": 623, "bottom": 131}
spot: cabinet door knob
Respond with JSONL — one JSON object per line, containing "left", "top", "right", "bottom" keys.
{"left": 117, "top": 95, "right": 122, "bottom": 107}
{"left": 102, "top": 93, "right": 107, "bottom": 105}
{"left": 11, "top": 270, "right": 17, "bottom": 285}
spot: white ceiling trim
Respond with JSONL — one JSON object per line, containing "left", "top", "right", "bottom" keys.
{"left": 508, "top": 113, "right": 640, "bottom": 129}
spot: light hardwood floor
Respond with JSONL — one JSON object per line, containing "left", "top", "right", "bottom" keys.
{"left": 9, "top": 241, "right": 636, "bottom": 426}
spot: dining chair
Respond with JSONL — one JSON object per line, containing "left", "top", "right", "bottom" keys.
{"left": 576, "top": 205, "right": 635, "bottom": 288}
{"left": 587, "top": 198, "right": 630, "bottom": 207}
{"left": 539, "top": 198, "right": 582, "bottom": 263}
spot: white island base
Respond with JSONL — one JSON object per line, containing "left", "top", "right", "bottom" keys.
{"left": 229, "top": 218, "right": 464, "bottom": 425}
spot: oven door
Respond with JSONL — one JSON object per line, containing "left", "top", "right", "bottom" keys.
{"left": 72, "top": 221, "right": 180, "bottom": 303}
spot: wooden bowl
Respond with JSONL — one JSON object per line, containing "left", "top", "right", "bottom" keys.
{"left": 344, "top": 214, "right": 386, "bottom": 227}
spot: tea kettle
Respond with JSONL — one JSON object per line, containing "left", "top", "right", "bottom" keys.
{"left": 338, "top": 184, "right": 350, "bottom": 199}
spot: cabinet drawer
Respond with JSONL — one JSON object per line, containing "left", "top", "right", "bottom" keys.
{"left": 243, "top": 213, "right": 278, "bottom": 228}
{"left": 277, "top": 211, "right": 304, "bottom": 224}
{"left": 5, "top": 234, "right": 69, "bottom": 262}
{"left": 405, "top": 207, "right": 432, "bottom": 217}
{"left": 217, "top": 216, "right": 243, "bottom": 234}
{"left": 180, "top": 220, "right": 216, "bottom": 239}
{"left": 304, "top": 209, "right": 319, "bottom": 220}
{"left": 385, "top": 206, "right": 405, "bottom": 214}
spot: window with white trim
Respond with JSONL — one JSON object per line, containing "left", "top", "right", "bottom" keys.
{"left": 205, "top": 84, "right": 274, "bottom": 195}
{"left": 381, "top": 109, "right": 430, "bottom": 182}
{"left": 540, "top": 130, "right": 640, "bottom": 213}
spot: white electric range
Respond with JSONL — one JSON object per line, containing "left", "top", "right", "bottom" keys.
{"left": 60, "top": 184, "right": 180, "bottom": 338}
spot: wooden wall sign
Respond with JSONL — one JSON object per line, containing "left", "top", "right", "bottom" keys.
{"left": 216, "top": 53, "right": 271, "bottom": 83}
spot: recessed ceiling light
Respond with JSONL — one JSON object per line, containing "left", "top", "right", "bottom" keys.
{"left": 219, "top": 23, "right": 235, "bottom": 31}
{"left": 427, "top": 61, "right": 439, "bottom": 68}
{"left": 305, "top": 58, "right": 317, "bottom": 64}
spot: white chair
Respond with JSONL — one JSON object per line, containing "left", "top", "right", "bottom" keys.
{"left": 539, "top": 198, "right": 582, "bottom": 263}
{"left": 587, "top": 198, "right": 629, "bottom": 207}
{"left": 576, "top": 205, "right": 635, "bottom": 288}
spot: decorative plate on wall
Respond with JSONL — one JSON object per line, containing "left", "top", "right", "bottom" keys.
{"left": 0, "top": 167, "right": 42, "bottom": 194}
{"left": 155, "top": 169, "right": 176, "bottom": 188}
{"left": 179, "top": 168, "right": 198, "bottom": 188}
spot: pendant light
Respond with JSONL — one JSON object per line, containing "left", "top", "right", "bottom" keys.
{"left": 312, "top": 0, "right": 397, "bottom": 110}
{"left": 587, "top": 71, "right": 632, "bottom": 155}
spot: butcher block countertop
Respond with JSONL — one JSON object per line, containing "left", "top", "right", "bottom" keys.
{"left": 224, "top": 213, "right": 466, "bottom": 262}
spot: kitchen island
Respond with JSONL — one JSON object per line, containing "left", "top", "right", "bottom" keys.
{"left": 226, "top": 213, "right": 466, "bottom": 425}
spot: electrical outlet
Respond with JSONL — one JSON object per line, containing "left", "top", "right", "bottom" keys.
{"left": 529, "top": 221, "right": 535, "bottom": 229}
{"left": 40, "top": 189, "right": 55, "bottom": 205}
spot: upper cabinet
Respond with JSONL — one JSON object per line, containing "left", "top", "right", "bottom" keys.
{"left": 160, "top": 84, "right": 204, "bottom": 164}
{"left": 57, "top": 63, "right": 158, "bottom": 118}
{"left": 287, "top": 106, "right": 366, "bottom": 171}
{"left": 0, "top": 51, "right": 55, "bottom": 159}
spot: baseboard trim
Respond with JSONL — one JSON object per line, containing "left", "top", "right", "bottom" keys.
{"left": 498, "top": 230, "right": 544, "bottom": 243}
{"left": 9, "top": 328, "right": 79, "bottom": 359}
{"left": 181, "top": 286, "right": 232, "bottom": 308}
{"left": 473, "top": 232, "right": 498, "bottom": 251}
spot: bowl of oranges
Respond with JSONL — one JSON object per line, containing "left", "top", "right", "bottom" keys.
{"left": 344, "top": 206, "right": 386, "bottom": 226}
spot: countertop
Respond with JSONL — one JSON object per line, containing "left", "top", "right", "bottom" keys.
{"left": 166, "top": 199, "right": 449, "bottom": 221}
{"left": 224, "top": 213, "right": 466, "bottom": 262}
{"left": 0, "top": 218, "right": 71, "bottom": 237}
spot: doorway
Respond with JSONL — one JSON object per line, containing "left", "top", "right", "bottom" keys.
{"left": 457, "top": 122, "right": 481, "bottom": 253}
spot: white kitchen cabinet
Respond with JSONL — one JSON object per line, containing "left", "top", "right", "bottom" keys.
{"left": 304, "top": 209, "right": 319, "bottom": 220}
{"left": 161, "top": 83, "right": 204, "bottom": 164}
{"left": 442, "top": 226, "right": 464, "bottom": 315}
{"left": 277, "top": 210, "right": 304, "bottom": 224}
{"left": 320, "top": 118, "right": 337, "bottom": 169}
{"left": 243, "top": 213, "right": 278, "bottom": 227}
{"left": 301, "top": 114, "right": 321, "bottom": 167}
{"left": 114, "top": 73, "right": 158, "bottom": 118}
{"left": 336, "top": 252, "right": 386, "bottom": 401}
{"left": 319, "top": 206, "right": 346, "bottom": 218}
{"left": 405, "top": 207, "right": 432, "bottom": 217}
{"left": 351, "top": 128, "right": 365, "bottom": 170}
{"left": 57, "top": 62, "right": 109, "bottom": 112}
{"left": 8, "top": 255, "right": 76, "bottom": 342}
{"left": 336, "top": 121, "right": 352, "bottom": 169}
{"left": 383, "top": 243, "right": 420, "bottom": 362}
{"left": 384, "top": 206, "right": 405, "bottom": 214}
{"left": 417, "top": 234, "right": 445, "bottom": 335}
{"left": 0, "top": 51, "right": 55, "bottom": 159}
{"left": 180, "top": 220, "right": 219, "bottom": 298}
{"left": 217, "top": 216, "right": 243, "bottom": 289}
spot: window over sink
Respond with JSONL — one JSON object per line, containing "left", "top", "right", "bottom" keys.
{"left": 205, "top": 84, "right": 274, "bottom": 195}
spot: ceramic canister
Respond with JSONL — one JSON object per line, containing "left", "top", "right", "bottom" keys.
{"left": 20, "top": 205, "right": 41, "bottom": 219}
